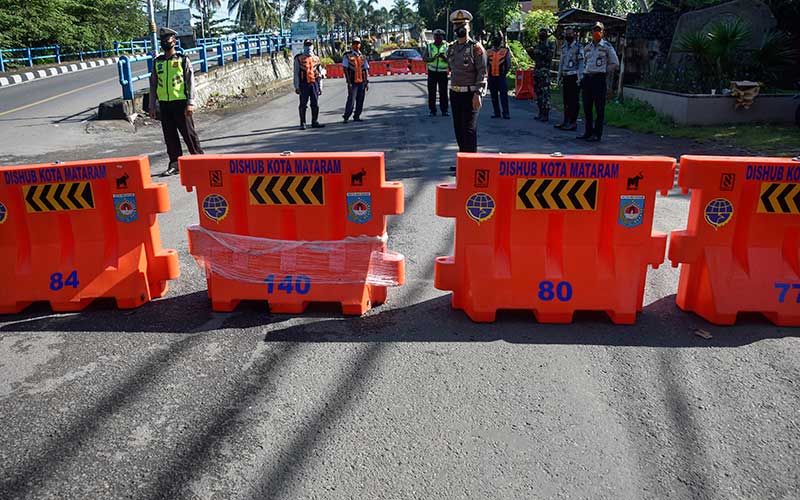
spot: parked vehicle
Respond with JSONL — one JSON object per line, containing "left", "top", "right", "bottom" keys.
{"left": 383, "top": 49, "right": 423, "bottom": 61}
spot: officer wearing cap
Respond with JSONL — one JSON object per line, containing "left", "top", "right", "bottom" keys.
{"left": 446, "top": 9, "right": 487, "bottom": 158}
{"left": 424, "top": 28, "right": 449, "bottom": 117}
{"left": 294, "top": 39, "right": 325, "bottom": 130}
{"left": 578, "top": 21, "right": 619, "bottom": 142}
{"left": 148, "top": 27, "right": 204, "bottom": 177}
{"left": 486, "top": 31, "right": 511, "bottom": 119}
{"left": 555, "top": 26, "right": 584, "bottom": 131}
{"left": 342, "top": 36, "right": 370, "bottom": 123}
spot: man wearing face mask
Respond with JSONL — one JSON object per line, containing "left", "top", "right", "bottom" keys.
{"left": 148, "top": 27, "right": 204, "bottom": 177}
{"left": 446, "top": 9, "right": 487, "bottom": 160}
{"left": 294, "top": 39, "right": 325, "bottom": 130}
{"left": 486, "top": 31, "right": 512, "bottom": 119}
{"left": 528, "top": 27, "right": 554, "bottom": 122}
{"left": 555, "top": 26, "right": 584, "bottom": 131}
{"left": 341, "top": 37, "right": 370, "bottom": 123}
{"left": 578, "top": 22, "right": 619, "bottom": 142}
{"left": 424, "top": 29, "right": 449, "bottom": 117}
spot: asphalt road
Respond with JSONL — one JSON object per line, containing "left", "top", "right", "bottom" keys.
{"left": 0, "top": 75, "right": 798, "bottom": 500}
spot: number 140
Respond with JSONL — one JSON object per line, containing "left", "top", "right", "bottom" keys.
{"left": 775, "top": 283, "right": 800, "bottom": 303}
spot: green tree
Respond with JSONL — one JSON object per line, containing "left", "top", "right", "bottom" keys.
{"left": 522, "top": 9, "right": 557, "bottom": 43}
{"left": 228, "top": 0, "right": 279, "bottom": 31}
{"left": 478, "top": 0, "right": 520, "bottom": 32}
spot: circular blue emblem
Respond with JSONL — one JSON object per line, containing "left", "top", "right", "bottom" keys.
{"left": 202, "top": 194, "right": 229, "bottom": 223}
{"left": 0, "top": 202, "right": 7, "bottom": 224}
{"left": 466, "top": 192, "right": 495, "bottom": 224}
{"left": 704, "top": 198, "right": 734, "bottom": 229}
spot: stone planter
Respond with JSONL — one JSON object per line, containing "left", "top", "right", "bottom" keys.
{"left": 623, "top": 85, "right": 795, "bottom": 125}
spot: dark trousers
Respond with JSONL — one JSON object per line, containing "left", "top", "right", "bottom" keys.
{"left": 562, "top": 74, "right": 579, "bottom": 124}
{"left": 299, "top": 81, "right": 320, "bottom": 124}
{"left": 159, "top": 99, "right": 203, "bottom": 163}
{"left": 582, "top": 73, "right": 607, "bottom": 138}
{"left": 427, "top": 71, "right": 449, "bottom": 114}
{"left": 488, "top": 75, "right": 509, "bottom": 117}
{"left": 450, "top": 90, "right": 479, "bottom": 153}
{"left": 343, "top": 82, "right": 366, "bottom": 119}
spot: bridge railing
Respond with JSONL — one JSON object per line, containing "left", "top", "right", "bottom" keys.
{"left": 117, "top": 36, "right": 290, "bottom": 101}
{"left": 0, "top": 40, "right": 154, "bottom": 73}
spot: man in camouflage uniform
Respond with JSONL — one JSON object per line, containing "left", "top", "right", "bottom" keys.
{"left": 528, "top": 27, "right": 554, "bottom": 122}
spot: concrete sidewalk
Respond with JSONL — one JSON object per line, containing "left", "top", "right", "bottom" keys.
{"left": 0, "top": 57, "right": 120, "bottom": 88}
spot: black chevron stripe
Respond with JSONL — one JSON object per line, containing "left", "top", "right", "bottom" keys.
{"left": 80, "top": 182, "right": 94, "bottom": 208}
{"left": 794, "top": 186, "right": 800, "bottom": 213}
{"left": 518, "top": 179, "right": 534, "bottom": 209}
{"left": 25, "top": 186, "right": 41, "bottom": 212}
{"left": 67, "top": 182, "right": 81, "bottom": 208}
{"left": 584, "top": 180, "right": 598, "bottom": 209}
{"left": 310, "top": 176, "right": 323, "bottom": 204}
{"left": 567, "top": 180, "right": 582, "bottom": 209}
{"left": 296, "top": 176, "right": 312, "bottom": 204}
{"left": 761, "top": 183, "right": 778, "bottom": 213}
{"left": 535, "top": 179, "right": 551, "bottom": 208}
{"left": 264, "top": 176, "right": 281, "bottom": 204}
{"left": 552, "top": 179, "right": 568, "bottom": 209}
{"left": 250, "top": 176, "right": 266, "bottom": 204}
{"left": 280, "top": 176, "right": 296, "bottom": 204}
{"left": 52, "top": 183, "right": 70, "bottom": 210}
{"left": 39, "top": 184, "right": 56, "bottom": 211}
{"left": 777, "top": 183, "right": 793, "bottom": 214}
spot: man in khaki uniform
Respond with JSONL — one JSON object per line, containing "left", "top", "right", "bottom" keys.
{"left": 446, "top": 9, "right": 487, "bottom": 159}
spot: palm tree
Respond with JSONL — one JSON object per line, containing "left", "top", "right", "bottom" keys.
{"left": 228, "top": 0, "right": 279, "bottom": 32}
{"left": 390, "top": 0, "right": 413, "bottom": 42}
{"left": 192, "top": 0, "right": 223, "bottom": 39}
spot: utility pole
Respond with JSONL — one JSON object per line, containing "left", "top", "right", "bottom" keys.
{"left": 146, "top": 0, "right": 158, "bottom": 55}
{"left": 166, "top": 0, "right": 171, "bottom": 29}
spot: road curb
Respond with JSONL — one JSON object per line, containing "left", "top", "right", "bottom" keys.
{"left": 0, "top": 57, "right": 121, "bottom": 88}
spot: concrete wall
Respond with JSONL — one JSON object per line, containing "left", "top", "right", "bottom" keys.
{"left": 623, "top": 86, "right": 795, "bottom": 126}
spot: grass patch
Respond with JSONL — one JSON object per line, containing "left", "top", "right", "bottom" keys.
{"left": 549, "top": 87, "right": 800, "bottom": 157}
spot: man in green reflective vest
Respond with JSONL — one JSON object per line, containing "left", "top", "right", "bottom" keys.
{"left": 424, "top": 29, "right": 449, "bottom": 117}
{"left": 148, "top": 27, "right": 204, "bottom": 177}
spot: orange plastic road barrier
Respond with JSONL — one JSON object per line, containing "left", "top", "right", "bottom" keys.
{"left": 669, "top": 155, "right": 800, "bottom": 326}
{"left": 435, "top": 153, "right": 675, "bottom": 324}
{"left": 387, "top": 59, "right": 412, "bottom": 75}
{"left": 0, "top": 156, "right": 179, "bottom": 313}
{"left": 179, "top": 153, "right": 405, "bottom": 315}
{"left": 410, "top": 60, "right": 428, "bottom": 75}
{"left": 515, "top": 70, "right": 535, "bottom": 100}
{"left": 369, "top": 61, "right": 389, "bottom": 77}
{"left": 325, "top": 63, "right": 344, "bottom": 79}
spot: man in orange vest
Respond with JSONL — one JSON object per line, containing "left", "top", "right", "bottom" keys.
{"left": 486, "top": 32, "right": 511, "bottom": 119}
{"left": 294, "top": 39, "right": 325, "bottom": 130}
{"left": 342, "top": 36, "right": 370, "bottom": 123}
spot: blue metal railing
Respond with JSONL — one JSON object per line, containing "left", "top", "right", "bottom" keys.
{"left": 117, "top": 35, "right": 290, "bottom": 100}
{"left": 0, "top": 39, "right": 155, "bottom": 73}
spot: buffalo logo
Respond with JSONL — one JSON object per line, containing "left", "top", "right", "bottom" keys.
{"left": 351, "top": 169, "right": 367, "bottom": 186}
{"left": 626, "top": 172, "right": 644, "bottom": 190}
{"left": 347, "top": 192, "right": 372, "bottom": 224}
{"left": 116, "top": 173, "right": 129, "bottom": 189}
{"left": 720, "top": 173, "right": 735, "bottom": 192}
{"left": 475, "top": 169, "right": 489, "bottom": 188}
{"left": 210, "top": 170, "right": 223, "bottom": 187}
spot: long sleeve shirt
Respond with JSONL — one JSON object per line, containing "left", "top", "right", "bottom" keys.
{"left": 148, "top": 52, "right": 195, "bottom": 110}
{"left": 446, "top": 39, "right": 488, "bottom": 92}
{"left": 558, "top": 40, "right": 585, "bottom": 78}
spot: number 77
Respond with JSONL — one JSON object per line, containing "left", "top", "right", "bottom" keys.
{"left": 774, "top": 283, "right": 800, "bottom": 303}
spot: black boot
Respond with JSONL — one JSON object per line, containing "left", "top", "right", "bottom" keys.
{"left": 311, "top": 108, "right": 324, "bottom": 128}
{"left": 299, "top": 108, "right": 307, "bottom": 130}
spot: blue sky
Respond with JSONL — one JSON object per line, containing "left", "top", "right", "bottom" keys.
{"left": 170, "top": 0, "right": 396, "bottom": 22}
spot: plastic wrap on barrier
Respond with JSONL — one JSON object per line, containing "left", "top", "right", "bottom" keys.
{"left": 188, "top": 225, "right": 403, "bottom": 287}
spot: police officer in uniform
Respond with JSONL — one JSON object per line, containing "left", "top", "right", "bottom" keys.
{"left": 555, "top": 27, "right": 584, "bottom": 131}
{"left": 424, "top": 29, "right": 449, "bottom": 117}
{"left": 148, "top": 27, "right": 204, "bottom": 176}
{"left": 486, "top": 31, "right": 511, "bottom": 119}
{"left": 294, "top": 39, "right": 325, "bottom": 130}
{"left": 578, "top": 22, "right": 619, "bottom": 142}
{"left": 528, "top": 27, "right": 554, "bottom": 122}
{"left": 446, "top": 9, "right": 487, "bottom": 159}
{"left": 342, "top": 36, "right": 370, "bottom": 123}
